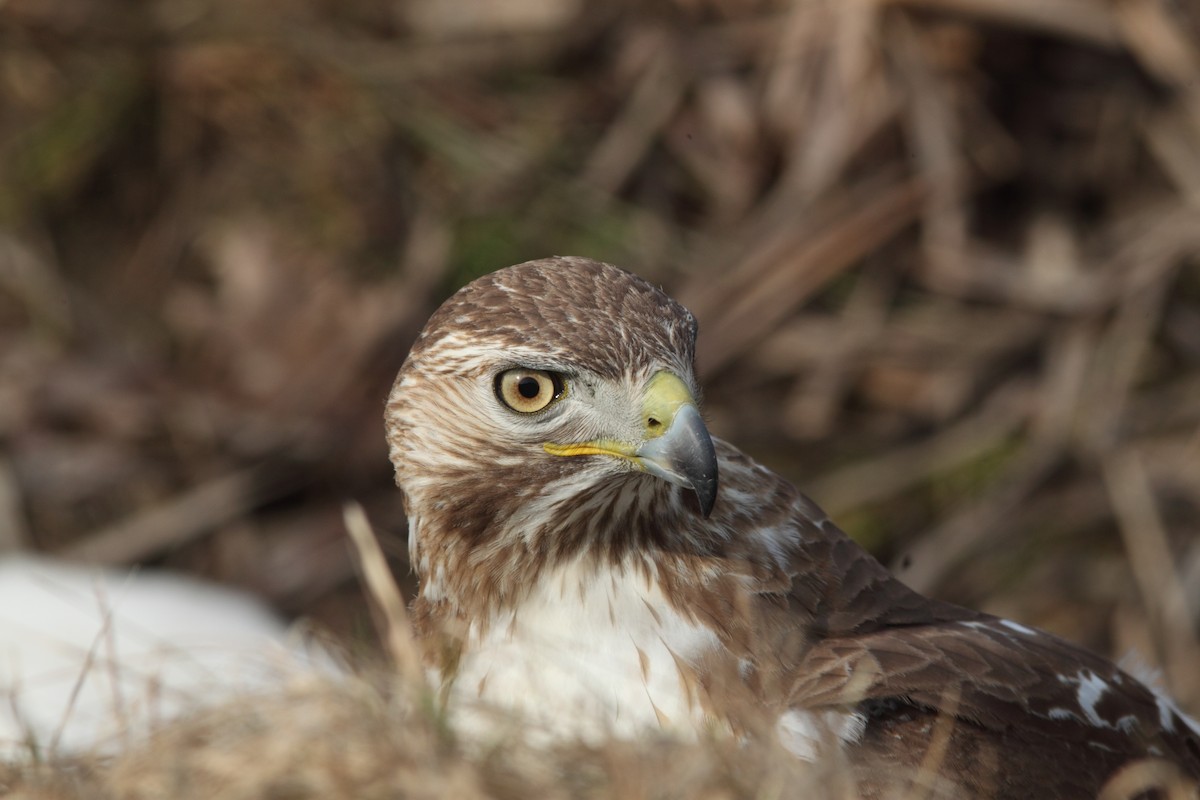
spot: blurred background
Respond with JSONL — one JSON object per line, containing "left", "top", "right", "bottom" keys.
{"left": 1, "top": 0, "right": 1198, "bottom": 709}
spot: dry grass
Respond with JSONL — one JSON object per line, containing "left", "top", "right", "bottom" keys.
{"left": 1, "top": 510, "right": 837, "bottom": 800}
{"left": 1, "top": 677, "right": 846, "bottom": 800}
{"left": 2, "top": 0, "right": 1200, "bottom": 794}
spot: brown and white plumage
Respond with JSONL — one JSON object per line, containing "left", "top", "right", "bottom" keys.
{"left": 386, "top": 257, "right": 1200, "bottom": 798}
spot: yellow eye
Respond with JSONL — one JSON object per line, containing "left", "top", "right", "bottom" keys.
{"left": 495, "top": 369, "right": 566, "bottom": 414}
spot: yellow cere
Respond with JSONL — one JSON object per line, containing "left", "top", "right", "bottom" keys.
{"left": 640, "top": 371, "right": 695, "bottom": 439}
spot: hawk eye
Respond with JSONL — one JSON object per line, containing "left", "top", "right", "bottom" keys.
{"left": 495, "top": 369, "right": 565, "bottom": 414}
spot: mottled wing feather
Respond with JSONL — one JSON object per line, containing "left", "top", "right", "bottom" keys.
{"left": 789, "top": 610, "right": 1200, "bottom": 766}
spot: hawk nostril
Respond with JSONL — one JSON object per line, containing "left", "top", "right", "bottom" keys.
{"left": 647, "top": 417, "right": 662, "bottom": 430}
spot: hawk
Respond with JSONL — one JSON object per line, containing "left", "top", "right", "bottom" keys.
{"left": 385, "top": 257, "right": 1200, "bottom": 798}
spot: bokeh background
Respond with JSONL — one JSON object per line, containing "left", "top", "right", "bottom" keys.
{"left": 2, "top": 0, "right": 1198, "bottom": 718}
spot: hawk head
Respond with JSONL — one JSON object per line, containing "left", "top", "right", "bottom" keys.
{"left": 386, "top": 257, "right": 718, "bottom": 601}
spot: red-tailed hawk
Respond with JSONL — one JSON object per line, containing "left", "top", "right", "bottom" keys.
{"left": 385, "top": 257, "right": 1200, "bottom": 798}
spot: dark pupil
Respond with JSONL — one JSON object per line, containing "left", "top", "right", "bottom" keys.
{"left": 517, "top": 376, "right": 541, "bottom": 399}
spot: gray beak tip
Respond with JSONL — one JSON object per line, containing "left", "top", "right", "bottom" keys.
{"left": 635, "top": 403, "right": 719, "bottom": 519}
{"left": 695, "top": 473, "right": 718, "bottom": 518}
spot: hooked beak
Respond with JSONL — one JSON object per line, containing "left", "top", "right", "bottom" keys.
{"left": 544, "top": 371, "right": 719, "bottom": 517}
{"left": 634, "top": 400, "right": 718, "bottom": 517}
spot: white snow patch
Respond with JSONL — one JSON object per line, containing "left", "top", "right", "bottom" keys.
{"left": 0, "top": 554, "right": 339, "bottom": 759}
